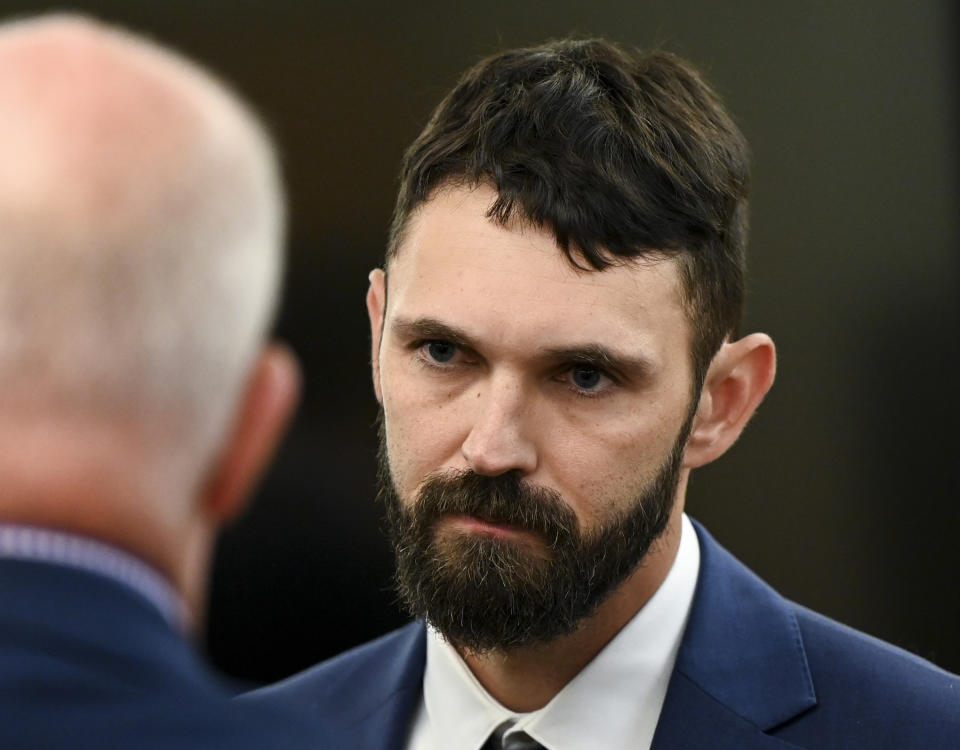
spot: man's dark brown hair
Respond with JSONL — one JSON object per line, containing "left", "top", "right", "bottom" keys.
{"left": 386, "top": 38, "right": 751, "bottom": 387}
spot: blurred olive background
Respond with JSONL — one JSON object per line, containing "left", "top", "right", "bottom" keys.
{"left": 1, "top": 1, "right": 956, "bottom": 682}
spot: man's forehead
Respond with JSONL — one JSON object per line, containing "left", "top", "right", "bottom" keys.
{"left": 388, "top": 185, "right": 685, "bottom": 315}
{"left": 384, "top": 185, "right": 691, "bottom": 363}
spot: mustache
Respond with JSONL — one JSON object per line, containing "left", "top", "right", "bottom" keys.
{"left": 410, "top": 470, "right": 580, "bottom": 541}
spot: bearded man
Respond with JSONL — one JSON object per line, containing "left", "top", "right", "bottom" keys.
{"left": 248, "top": 38, "right": 960, "bottom": 749}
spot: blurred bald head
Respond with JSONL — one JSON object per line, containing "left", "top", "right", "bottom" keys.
{"left": 0, "top": 14, "right": 284, "bottom": 479}
{"left": 0, "top": 15, "right": 294, "bottom": 609}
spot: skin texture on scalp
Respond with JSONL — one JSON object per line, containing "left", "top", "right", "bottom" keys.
{"left": 0, "top": 16, "right": 283, "bottom": 467}
{"left": 0, "top": 15, "right": 296, "bottom": 624}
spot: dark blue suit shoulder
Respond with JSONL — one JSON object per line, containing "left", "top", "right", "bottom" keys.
{"left": 774, "top": 603, "right": 960, "bottom": 746}
{"left": 794, "top": 602, "right": 960, "bottom": 700}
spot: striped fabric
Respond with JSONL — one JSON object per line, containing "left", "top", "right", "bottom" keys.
{"left": 0, "top": 524, "right": 187, "bottom": 630}
{"left": 485, "top": 721, "right": 545, "bottom": 750}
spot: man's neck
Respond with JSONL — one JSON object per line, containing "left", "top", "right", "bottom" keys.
{"left": 0, "top": 420, "right": 206, "bottom": 624}
{"left": 457, "top": 509, "right": 685, "bottom": 712}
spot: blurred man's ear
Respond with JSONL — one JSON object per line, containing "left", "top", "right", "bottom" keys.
{"left": 683, "top": 333, "right": 776, "bottom": 469}
{"left": 201, "top": 342, "right": 301, "bottom": 522}
{"left": 366, "top": 268, "right": 386, "bottom": 404}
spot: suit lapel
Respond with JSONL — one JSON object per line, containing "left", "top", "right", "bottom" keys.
{"left": 652, "top": 521, "right": 817, "bottom": 749}
{"left": 321, "top": 622, "right": 426, "bottom": 750}
{"left": 350, "top": 657, "right": 423, "bottom": 750}
{"left": 652, "top": 672, "right": 807, "bottom": 749}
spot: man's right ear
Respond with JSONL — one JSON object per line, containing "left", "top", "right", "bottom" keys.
{"left": 366, "top": 268, "right": 386, "bottom": 404}
{"left": 200, "top": 343, "right": 301, "bottom": 524}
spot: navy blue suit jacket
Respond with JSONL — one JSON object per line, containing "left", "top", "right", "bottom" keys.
{"left": 247, "top": 521, "right": 960, "bottom": 749}
{"left": 0, "top": 558, "right": 323, "bottom": 749}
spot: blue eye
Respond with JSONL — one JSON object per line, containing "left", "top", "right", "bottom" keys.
{"left": 571, "top": 366, "right": 602, "bottom": 389}
{"left": 426, "top": 340, "right": 457, "bottom": 363}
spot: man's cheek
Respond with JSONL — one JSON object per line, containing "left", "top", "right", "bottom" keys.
{"left": 384, "top": 425, "right": 439, "bottom": 499}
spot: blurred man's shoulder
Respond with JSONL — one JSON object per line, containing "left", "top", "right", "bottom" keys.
{"left": 0, "top": 558, "right": 320, "bottom": 749}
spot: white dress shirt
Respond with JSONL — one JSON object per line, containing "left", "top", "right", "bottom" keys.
{"left": 406, "top": 513, "right": 701, "bottom": 750}
{"left": 0, "top": 523, "right": 188, "bottom": 630}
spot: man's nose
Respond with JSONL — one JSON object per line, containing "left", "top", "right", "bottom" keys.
{"left": 460, "top": 373, "right": 537, "bottom": 477}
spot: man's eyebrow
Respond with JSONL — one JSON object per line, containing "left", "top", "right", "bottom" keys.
{"left": 390, "top": 317, "right": 475, "bottom": 348}
{"left": 390, "top": 317, "right": 656, "bottom": 375}
{"left": 544, "top": 343, "right": 656, "bottom": 377}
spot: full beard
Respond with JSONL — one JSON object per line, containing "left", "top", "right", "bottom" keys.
{"left": 379, "top": 414, "right": 691, "bottom": 654}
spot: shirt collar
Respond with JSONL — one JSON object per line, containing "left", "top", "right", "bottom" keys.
{"left": 0, "top": 523, "right": 189, "bottom": 631}
{"left": 419, "top": 513, "right": 700, "bottom": 750}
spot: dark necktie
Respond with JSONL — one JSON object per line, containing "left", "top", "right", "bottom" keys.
{"left": 482, "top": 721, "right": 545, "bottom": 750}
